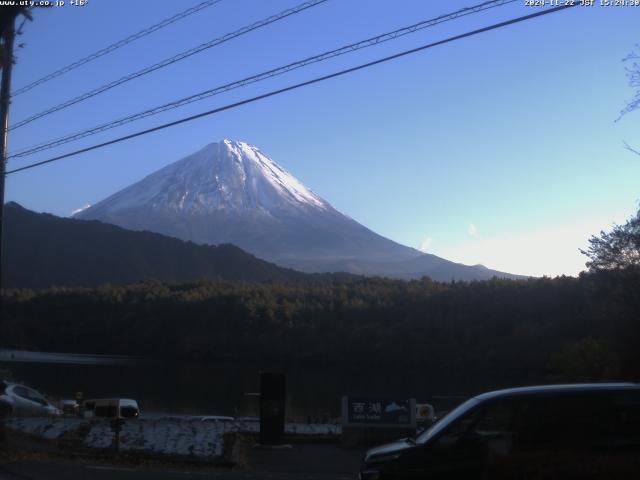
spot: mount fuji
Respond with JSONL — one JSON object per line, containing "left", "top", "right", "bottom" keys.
{"left": 76, "top": 139, "right": 520, "bottom": 281}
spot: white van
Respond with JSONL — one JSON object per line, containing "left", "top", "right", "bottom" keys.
{"left": 83, "top": 398, "right": 139, "bottom": 419}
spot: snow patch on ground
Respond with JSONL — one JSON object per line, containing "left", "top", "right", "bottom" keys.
{"left": 5, "top": 417, "right": 341, "bottom": 460}
{"left": 5, "top": 417, "right": 86, "bottom": 440}
{"left": 85, "top": 419, "right": 225, "bottom": 458}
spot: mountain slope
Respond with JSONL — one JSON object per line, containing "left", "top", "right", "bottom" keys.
{"left": 76, "top": 139, "right": 523, "bottom": 281}
{"left": 77, "top": 140, "right": 422, "bottom": 267}
{"left": 2, "top": 202, "right": 312, "bottom": 289}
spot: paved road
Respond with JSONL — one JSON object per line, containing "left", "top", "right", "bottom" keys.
{"left": 0, "top": 459, "right": 356, "bottom": 480}
{"left": 0, "top": 443, "right": 363, "bottom": 480}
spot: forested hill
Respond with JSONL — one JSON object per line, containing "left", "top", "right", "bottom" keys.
{"left": 2, "top": 269, "right": 639, "bottom": 390}
{"left": 1, "top": 202, "right": 318, "bottom": 288}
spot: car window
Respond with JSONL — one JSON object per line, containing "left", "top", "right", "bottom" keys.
{"left": 95, "top": 405, "right": 118, "bottom": 418}
{"left": 471, "top": 400, "right": 517, "bottom": 437}
{"left": 24, "top": 387, "right": 47, "bottom": 405}
{"left": 431, "top": 407, "right": 481, "bottom": 448}
{"left": 12, "top": 386, "right": 30, "bottom": 400}
{"left": 416, "top": 398, "right": 480, "bottom": 445}
{"left": 514, "top": 393, "right": 615, "bottom": 450}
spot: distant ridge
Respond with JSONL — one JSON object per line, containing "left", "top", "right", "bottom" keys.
{"left": 2, "top": 202, "right": 317, "bottom": 289}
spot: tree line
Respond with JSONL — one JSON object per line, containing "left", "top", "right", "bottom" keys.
{"left": 1, "top": 268, "right": 638, "bottom": 389}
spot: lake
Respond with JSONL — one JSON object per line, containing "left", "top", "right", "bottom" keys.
{"left": 0, "top": 350, "right": 475, "bottom": 419}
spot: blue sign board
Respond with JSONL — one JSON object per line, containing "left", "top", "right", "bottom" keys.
{"left": 344, "top": 397, "right": 414, "bottom": 426}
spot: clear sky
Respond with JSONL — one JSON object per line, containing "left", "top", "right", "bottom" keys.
{"left": 4, "top": 0, "right": 640, "bottom": 277}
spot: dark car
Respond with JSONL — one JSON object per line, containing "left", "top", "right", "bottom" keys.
{"left": 360, "top": 383, "right": 640, "bottom": 480}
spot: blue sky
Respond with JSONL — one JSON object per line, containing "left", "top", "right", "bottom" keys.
{"left": 5, "top": 0, "right": 640, "bottom": 277}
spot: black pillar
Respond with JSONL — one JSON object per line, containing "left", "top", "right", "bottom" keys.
{"left": 259, "top": 372, "right": 286, "bottom": 445}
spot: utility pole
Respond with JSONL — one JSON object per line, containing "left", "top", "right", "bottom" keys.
{"left": 0, "top": 16, "right": 15, "bottom": 294}
{"left": 0, "top": 15, "right": 16, "bottom": 445}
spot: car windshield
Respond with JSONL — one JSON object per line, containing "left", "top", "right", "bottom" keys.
{"left": 0, "top": 2, "right": 638, "bottom": 479}
{"left": 415, "top": 398, "right": 480, "bottom": 444}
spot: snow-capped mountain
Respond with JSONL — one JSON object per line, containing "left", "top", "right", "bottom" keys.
{"left": 86, "top": 140, "right": 329, "bottom": 216}
{"left": 77, "top": 140, "right": 521, "bottom": 280}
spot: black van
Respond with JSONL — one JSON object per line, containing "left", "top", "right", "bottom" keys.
{"left": 360, "top": 383, "right": 640, "bottom": 480}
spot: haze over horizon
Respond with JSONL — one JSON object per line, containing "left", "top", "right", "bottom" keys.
{"left": 5, "top": 0, "right": 639, "bottom": 278}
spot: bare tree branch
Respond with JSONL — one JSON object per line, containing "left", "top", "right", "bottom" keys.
{"left": 617, "top": 46, "right": 640, "bottom": 120}
{"left": 623, "top": 140, "right": 640, "bottom": 156}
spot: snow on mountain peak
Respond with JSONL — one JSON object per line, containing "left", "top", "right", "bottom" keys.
{"left": 81, "top": 139, "right": 329, "bottom": 217}
{"left": 217, "top": 139, "right": 327, "bottom": 210}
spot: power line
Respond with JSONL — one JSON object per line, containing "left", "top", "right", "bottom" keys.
{"left": 6, "top": 4, "right": 577, "bottom": 176}
{"left": 8, "top": 0, "right": 329, "bottom": 131}
{"left": 8, "top": 0, "right": 517, "bottom": 160}
{"left": 11, "top": 0, "right": 224, "bottom": 97}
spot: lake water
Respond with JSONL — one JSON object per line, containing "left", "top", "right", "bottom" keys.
{"left": 0, "top": 350, "right": 474, "bottom": 419}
